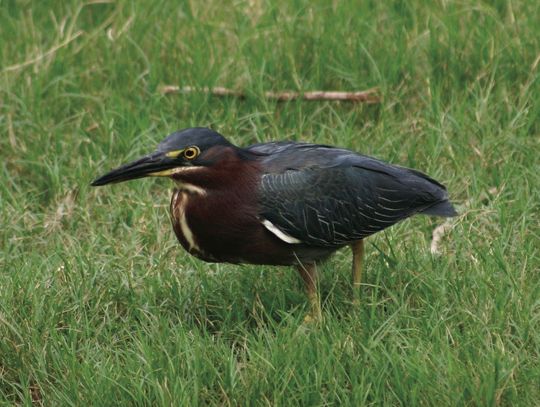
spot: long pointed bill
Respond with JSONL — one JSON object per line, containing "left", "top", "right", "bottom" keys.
{"left": 91, "top": 151, "right": 181, "bottom": 186}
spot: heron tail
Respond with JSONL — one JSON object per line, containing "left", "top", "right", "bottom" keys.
{"left": 421, "top": 200, "right": 458, "bottom": 217}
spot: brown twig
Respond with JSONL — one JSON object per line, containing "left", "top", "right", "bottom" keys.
{"left": 159, "top": 85, "right": 381, "bottom": 103}
{"left": 430, "top": 221, "right": 455, "bottom": 256}
{"left": 430, "top": 187, "right": 499, "bottom": 255}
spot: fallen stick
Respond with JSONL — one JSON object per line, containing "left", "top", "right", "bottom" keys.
{"left": 159, "top": 85, "right": 381, "bottom": 103}
{"left": 430, "top": 221, "right": 455, "bottom": 256}
{"left": 430, "top": 187, "right": 499, "bottom": 255}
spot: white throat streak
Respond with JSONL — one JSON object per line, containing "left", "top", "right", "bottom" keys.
{"left": 173, "top": 191, "right": 201, "bottom": 252}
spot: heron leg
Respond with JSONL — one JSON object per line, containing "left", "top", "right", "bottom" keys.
{"left": 351, "top": 239, "right": 365, "bottom": 305}
{"left": 297, "top": 263, "right": 322, "bottom": 322}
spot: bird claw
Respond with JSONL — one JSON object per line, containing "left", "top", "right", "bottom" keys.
{"left": 294, "top": 311, "right": 322, "bottom": 335}
{"left": 302, "top": 308, "right": 323, "bottom": 324}
{"left": 352, "top": 296, "right": 360, "bottom": 307}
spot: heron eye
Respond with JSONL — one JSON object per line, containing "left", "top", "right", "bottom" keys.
{"left": 183, "top": 146, "right": 200, "bottom": 160}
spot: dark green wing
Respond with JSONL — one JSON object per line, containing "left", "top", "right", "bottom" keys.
{"left": 250, "top": 142, "right": 455, "bottom": 246}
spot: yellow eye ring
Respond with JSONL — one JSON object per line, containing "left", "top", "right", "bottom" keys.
{"left": 183, "top": 146, "right": 200, "bottom": 160}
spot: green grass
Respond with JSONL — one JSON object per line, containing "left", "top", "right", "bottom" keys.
{"left": 1, "top": 0, "right": 539, "bottom": 405}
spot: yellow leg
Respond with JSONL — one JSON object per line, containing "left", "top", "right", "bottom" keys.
{"left": 351, "top": 239, "right": 365, "bottom": 305}
{"left": 297, "top": 263, "right": 322, "bottom": 322}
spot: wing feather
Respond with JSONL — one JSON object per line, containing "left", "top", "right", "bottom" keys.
{"left": 254, "top": 142, "right": 454, "bottom": 247}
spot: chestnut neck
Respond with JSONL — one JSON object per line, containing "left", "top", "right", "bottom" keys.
{"left": 170, "top": 146, "right": 259, "bottom": 191}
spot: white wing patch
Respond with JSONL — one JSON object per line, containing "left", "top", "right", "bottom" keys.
{"left": 262, "top": 219, "right": 302, "bottom": 244}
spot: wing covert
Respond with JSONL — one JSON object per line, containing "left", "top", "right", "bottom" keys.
{"left": 259, "top": 166, "right": 440, "bottom": 246}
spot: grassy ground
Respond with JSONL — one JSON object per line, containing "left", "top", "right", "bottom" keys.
{"left": 1, "top": 0, "right": 539, "bottom": 405}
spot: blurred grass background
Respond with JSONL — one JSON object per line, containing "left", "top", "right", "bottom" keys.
{"left": 1, "top": 0, "right": 539, "bottom": 405}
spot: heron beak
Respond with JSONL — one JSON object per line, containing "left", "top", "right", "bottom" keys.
{"left": 91, "top": 151, "right": 180, "bottom": 186}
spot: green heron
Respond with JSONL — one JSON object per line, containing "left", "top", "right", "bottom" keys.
{"left": 92, "top": 128, "right": 456, "bottom": 321}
